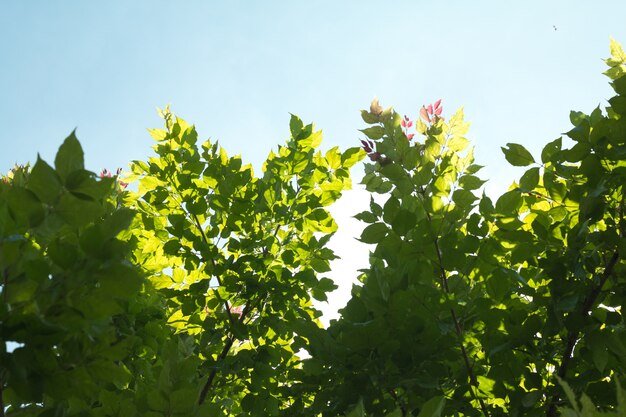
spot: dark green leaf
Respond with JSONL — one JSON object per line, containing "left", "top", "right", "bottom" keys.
{"left": 541, "top": 137, "right": 562, "bottom": 163}
{"left": 458, "top": 175, "right": 486, "bottom": 191}
{"left": 452, "top": 189, "right": 477, "bottom": 209}
{"left": 54, "top": 131, "right": 84, "bottom": 181}
{"left": 28, "top": 157, "right": 62, "bottom": 204}
{"left": 501, "top": 143, "right": 535, "bottom": 166}
{"left": 354, "top": 210, "right": 378, "bottom": 223}
{"left": 519, "top": 167, "right": 540, "bottom": 191}
{"left": 7, "top": 187, "right": 45, "bottom": 227}
{"left": 495, "top": 190, "right": 522, "bottom": 214}
{"left": 289, "top": 114, "right": 304, "bottom": 138}
{"left": 391, "top": 209, "right": 417, "bottom": 236}
{"left": 360, "top": 222, "right": 388, "bottom": 244}
{"left": 360, "top": 126, "right": 385, "bottom": 140}
{"left": 417, "top": 396, "right": 446, "bottom": 417}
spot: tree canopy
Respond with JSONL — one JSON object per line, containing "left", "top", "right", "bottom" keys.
{"left": 2, "top": 40, "right": 626, "bottom": 417}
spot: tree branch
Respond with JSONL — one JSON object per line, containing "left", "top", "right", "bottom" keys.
{"left": 191, "top": 213, "right": 237, "bottom": 328}
{"left": 425, "top": 211, "right": 490, "bottom": 417}
{"left": 198, "top": 335, "right": 234, "bottom": 405}
{"left": 546, "top": 250, "right": 620, "bottom": 417}
{"left": 0, "top": 377, "right": 5, "bottom": 417}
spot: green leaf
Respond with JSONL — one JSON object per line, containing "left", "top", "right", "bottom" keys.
{"left": 609, "top": 37, "right": 626, "bottom": 63}
{"left": 543, "top": 171, "right": 567, "bottom": 201}
{"left": 354, "top": 210, "right": 378, "bottom": 223}
{"left": 501, "top": 143, "right": 535, "bottom": 166}
{"left": 452, "top": 189, "right": 477, "bottom": 209}
{"left": 289, "top": 114, "right": 304, "bottom": 138}
{"left": 361, "top": 109, "right": 380, "bottom": 124}
{"left": 459, "top": 174, "right": 486, "bottom": 191}
{"left": 147, "top": 128, "right": 168, "bottom": 141}
{"left": 7, "top": 187, "right": 45, "bottom": 227}
{"left": 28, "top": 156, "right": 62, "bottom": 204}
{"left": 55, "top": 130, "right": 85, "bottom": 180}
{"left": 370, "top": 197, "right": 383, "bottom": 216}
{"left": 519, "top": 167, "right": 540, "bottom": 191}
{"left": 495, "top": 189, "right": 522, "bottom": 214}
{"left": 360, "top": 126, "right": 385, "bottom": 140}
{"left": 346, "top": 399, "right": 366, "bottom": 417}
{"left": 57, "top": 192, "right": 104, "bottom": 227}
{"left": 341, "top": 147, "right": 366, "bottom": 168}
{"left": 522, "top": 391, "right": 543, "bottom": 408}
{"left": 102, "top": 208, "right": 136, "bottom": 239}
{"left": 382, "top": 196, "right": 400, "bottom": 225}
{"left": 486, "top": 268, "right": 512, "bottom": 301}
{"left": 556, "top": 376, "right": 580, "bottom": 413}
{"left": 170, "top": 388, "right": 197, "bottom": 413}
{"left": 326, "top": 147, "right": 342, "bottom": 169}
{"left": 591, "top": 343, "right": 608, "bottom": 372}
{"left": 417, "top": 396, "right": 446, "bottom": 417}
{"left": 447, "top": 136, "right": 469, "bottom": 152}
{"left": 541, "top": 137, "right": 562, "bottom": 163}
{"left": 391, "top": 209, "right": 417, "bottom": 236}
{"left": 360, "top": 222, "right": 388, "bottom": 244}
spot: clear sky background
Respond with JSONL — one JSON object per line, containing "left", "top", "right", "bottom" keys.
{"left": 2, "top": 1, "right": 626, "bottom": 322}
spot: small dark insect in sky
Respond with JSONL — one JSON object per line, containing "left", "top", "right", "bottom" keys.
{"left": 553, "top": 25, "right": 557, "bottom": 31}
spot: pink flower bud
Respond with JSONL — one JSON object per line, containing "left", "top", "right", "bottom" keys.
{"left": 434, "top": 99, "right": 442, "bottom": 109}
{"left": 420, "top": 107, "right": 431, "bottom": 123}
{"left": 427, "top": 104, "right": 433, "bottom": 115}
{"left": 406, "top": 133, "right": 415, "bottom": 140}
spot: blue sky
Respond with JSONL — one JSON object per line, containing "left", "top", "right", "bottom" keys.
{"left": 2, "top": 1, "right": 626, "bottom": 320}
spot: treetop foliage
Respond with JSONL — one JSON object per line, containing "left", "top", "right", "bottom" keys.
{"left": 2, "top": 39, "right": 626, "bottom": 417}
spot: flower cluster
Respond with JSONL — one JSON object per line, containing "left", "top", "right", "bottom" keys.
{"left": 100, "top": 168, "right": 128, "bottom": 189}
{"left": 360, "top": 99, "right": 444, "bottom": 164}
{"left": 229, "top": 305, "right": 245, "bottom": 317}
{"left": 420, "top": 99, "right": 443, "bottom": 124}
{"left": 402, "top": 115, "right": 415, "bottom": 140}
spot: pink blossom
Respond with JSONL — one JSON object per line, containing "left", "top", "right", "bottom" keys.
{"left": 229, "top": 305, "right": 244, "bottom": 316}
{"left": 420, "top": 99, "right": 444, "bottom": 124}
